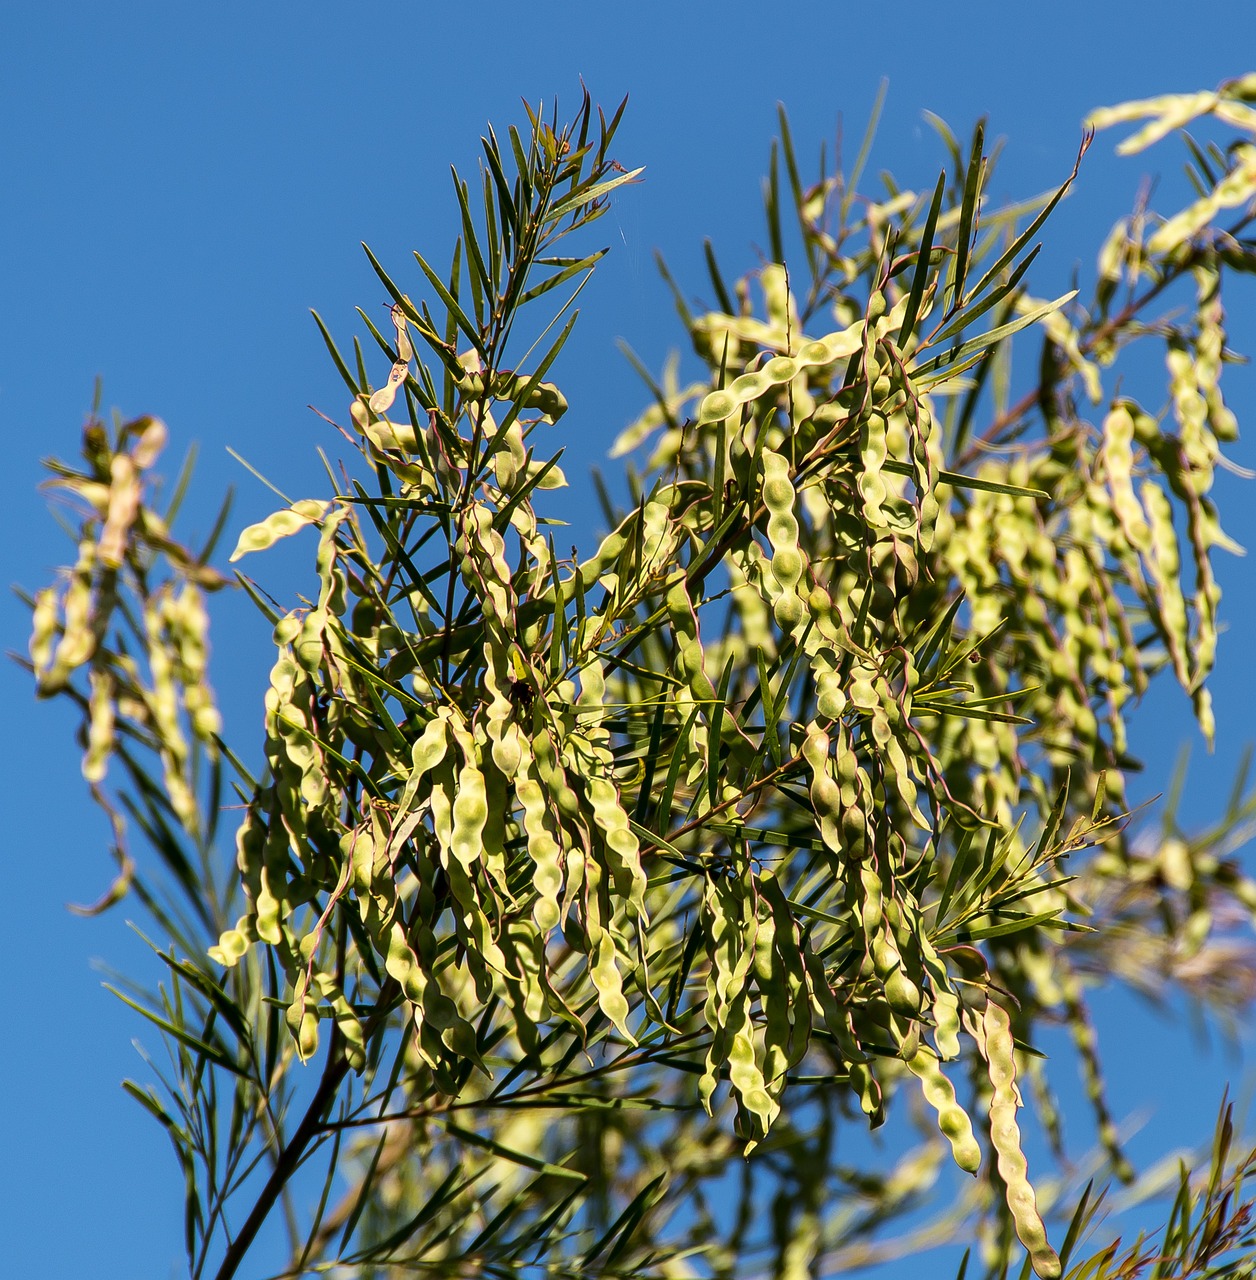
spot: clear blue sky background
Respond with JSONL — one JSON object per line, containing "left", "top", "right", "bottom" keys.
{"left": 5, "top": 3, "right": 1256, "bottom": 1275}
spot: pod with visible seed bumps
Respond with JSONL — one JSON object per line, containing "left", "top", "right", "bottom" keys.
{"left": 983, "top": 1000, "right": 1061, "bottom": 1279}
{"left": 696, "top": 320, "right": 865, "bottom": 424}
{"left": 906, "top": 1048, "right": 981, "bottom": 1174}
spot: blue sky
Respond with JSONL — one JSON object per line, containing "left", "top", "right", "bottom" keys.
{"left": 5, "top": 3, "right": 1256, "bottom": 1275}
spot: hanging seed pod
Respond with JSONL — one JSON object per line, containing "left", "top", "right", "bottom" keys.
{"left": 906, "top": 1047, "right": 981, "bottom": 1173}
{"left": 983, "top": 1000, "right": 1061, "bottom": 1279}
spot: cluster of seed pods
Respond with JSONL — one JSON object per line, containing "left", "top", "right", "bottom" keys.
{"left": 212, "top": 301, "right": 670, "bottom": 1079}
{"left": 30, "top": 414, "right": 225, "bottom": 856}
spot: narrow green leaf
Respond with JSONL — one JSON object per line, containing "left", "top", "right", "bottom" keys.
{"left": 414, "top": 246, "right": 485, "bottom": 359}
{"left": 507, "top": 124, "right": 535, "bottom": 212}
{"left": 105, "top": 985, "right": 248, "bottom": 1077}
{"left": 941, "top": 909, "right": 1071, "bottom": 944}
{"left": 899, "top": 170, "right": 947, "bottom": 348}
{"left": 766, "top": 139, "right": 784, "bottom": 265}
{"left": 920, "top": 119, "right": 959, "bottom": 186}
{"left": 482, "top": 127, "right": 520, "bottom": 238}
{"left": 913, "top": 593, "right": 965, "bottom": 676}
{"left": 482, "top": 165, "right": 504, "bottom": 285}
{"left": 590, "top": 1171, "right": 668, "bottom": 1268}
{"left": 950, "top": 120, "right": 985, "bottom": 310}
{"left": 1034, "top": 775, "right": 1071, "bottom": 859}
{"left": 706, "top": 651, "right": 737, "bottom": 808}
{"left": 518, "top": 250, "right": 605, "bottom": 306}
{"left": 935, "top": 827, "right": 990, "bottom": 927}
{"left": 546, "top": 166, "right": 644, "bottom": 225}
{"left": 965, "top": 132, "right": 1091, "bottom": 305}
{"left": 634, "top": 699, "right": 669, "bottom": 823}
{"left": 337, "top": 1131, "right": 391, "bottom": 1254}
{"left": 444, "top": 1120, "right": 588, "bottom": 1181}
{"left": 347, "top": 1168, "right": 475, "bottom": 1265}
{"left": 151, "top": 949, "right": 253, "bottom": 1049}
{"left": 453, "top": 173, "right": 489, "bottom": 325}
{"left": 930, "top": 243, "right": 1040, "bottom": 347}
{"left": 654, "top": 705, "right": 702, "bottom": 830}
{"left": 878, "top": 456, "right": 1048, "bottom": 500}
{"left": 704, "top": 239, "right": 736, "bottom": 315}
{"left": 841, "top": 78, "right": 886, "bottom": 223}
{"left": 310, "top": 309, "right": 362, "bottom": 396}
{"left": 444, "top": 237, "right": 463, "bottom": 353}
{"left": 914, "top": 291, "right": 1077, "bottom": 378}
{"left": 912, "top": 699, "right": 1033, "bottom": 725}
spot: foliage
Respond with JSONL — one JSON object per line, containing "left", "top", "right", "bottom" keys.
{"left": 22, "top": 79, "right": 1256, "bottom": 1280}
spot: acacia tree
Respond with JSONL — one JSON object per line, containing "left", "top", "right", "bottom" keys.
{"left": 24, "top": 81, "right": 1256, "bottom": 1279}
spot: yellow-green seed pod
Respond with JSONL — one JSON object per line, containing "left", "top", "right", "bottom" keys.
{"left": 29, "top": 585, "right": 60, "bottom": 681}
{"left": 230, "top": 500, "right": 331, "bottom": 562}
{"left": 98, "top": 453, "right": 141, "bottom": 569}
{"left": 801, "top": 724, "right": 843, "bottom": 855}
{"left": 314, "top": 972, "right": 366, "bottom": 1072}
{"left": 449, "top": 756, "right": 489, "bottom": 874}
{"left": 130, "top": 415, "right": 168, "bottom": 470}
{"left": 516, "top": 746, "right": 565, "bottom": 933}
{"left": 83, "top": 667, "right": 116, "bottom": 783}
{"left": 983, "top": 1000, "right": 1061, "bottom": 1279}
{"left": 368, "top": 359, "right": 410, "bottom": 415}
{"left": 696, "top": 318, "right": 864, "bottom": 425}
{"left": 906, "top": 1048, "right": 981, "bottom": 1173}
{"left": 44, "top": 539, "right": 99, "bottom": 690}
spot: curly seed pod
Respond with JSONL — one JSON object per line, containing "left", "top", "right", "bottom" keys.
{"left": 98, "top": 453, "right": 141, "bottom": 569}
{"left": 639, "top": 497, "right": 680, "bottom": 579}
{"left": 858, "top": 407, "right": 890, "bottom": 530}
{"left": 128, "top": 414, "right": 167, "bottom": 470}
{"left": 384, "top": 919, "right": 482, "bottom": 1067}
{"left": 208, "top": 801, "right": 269, "bottom": 965}
{"left": 389, "top": 301, "right": 414, "bottom": 363}
{"left": 448, "top": 748, "right": 489, "bottom": 876}
{"left": 497, "top": 918, "right": 551, "bottom": 1052}
{"left": 44, "top": 538, "right": 99, "bottom": 691}
{"left": 1102, "top": 403, "right": 1152, "bottom": 553}
{"left": 287, "top": 969, "right": 321, "bottom": 1061}
{"left": 29, "top": 585, "right": 60, "bottom": 685}
{"left": 144, "top": 594, "right": 197, "bottom": 832}
{"left": 872, "top": 926, "right": 922, "bottom": 1016}
{"left": 919, "top": 936, "right": 963, "bottom": 1060}
{"left": 728, "top": 1015, "right": 779, "bottom": 1143}
{"left": 516, "top": 744, "right": 565, "bottom": 933}
{"left": 83, "top": 666, "right": 116, "bottom": 784}
{"left": 754, "top": 873, "right": 811, "bottom": 1090}
{"left": 581, "top": 847, "right": 636, "bottom": 1044}
{"left": 700, "top": 874, "right": 777, "bottom": 1139}
{"left": 491, "top": 415, "right": 527, "bottom": 491}
{"left": 457, "top": 371, "right": 568, "bottom": 424}
{"left": 161, "top": 584, "right": 222, "bottom": 744}
{"left": 1146, "top": 140, "right": 1256, "bottom": 254}
{"left": 812, "top": 649, "right": 849, "bottom": 722}
{"left": 584, "top": 772, "right": 648, "bottom": 917}
{"left": 396, "top": 708, "right": 452, "bottom": 814}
